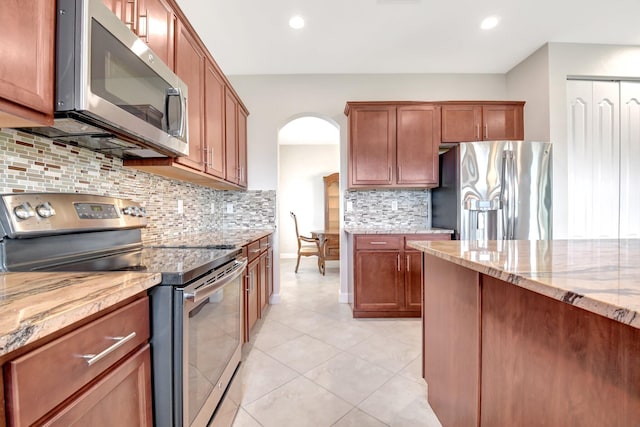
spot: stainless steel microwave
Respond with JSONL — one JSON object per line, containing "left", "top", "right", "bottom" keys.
{"left": 21, "top": 0, "right": 189, "bottom": 158}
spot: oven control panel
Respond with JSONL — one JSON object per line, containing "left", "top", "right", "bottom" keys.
{"left": 0, "top": 193, "right": 147, "bottom": 238}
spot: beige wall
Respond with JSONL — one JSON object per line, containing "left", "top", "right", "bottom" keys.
{"left": 506, "top": 43, "right": 550, "bottom": 142}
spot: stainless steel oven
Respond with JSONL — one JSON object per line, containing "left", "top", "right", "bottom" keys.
{"left": 0, "top": 193, "right": 245, "bottom": 427}
{"left": 21, "top": 0, "right": 189, "bottom": 158}
{"left": 182, "top": 258, "right": 245, "bottom": 426}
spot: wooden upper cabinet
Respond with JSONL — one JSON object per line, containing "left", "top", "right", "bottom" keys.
{"left": 237, "top": 107, "right": 248, "bottom": 188}
{"left": 441, "top": 102, "right": 524, "bottom": 142}
{"left": 482, "top": 104, "right": 524, "bottom": 140}
{"left": 349, "top": 105, "right": 396, "bottom": 187}
{"left": 225, "top": 89, "right": 239, "bottom": 184}
{"left": 347, "top": 103, "right": 440, "bottom": 189}
{"left": 204, "top": 61, "right": 226, "bottom": 179}
{"left": 174, "top": 19, "right": 205, "bottom": 171}
{"left": 138, "top": 0, "right": 175, "bottom": 67}
{"left": 396, "top": 105, "right": 440, "bottom": 187}
{"left": 0, "top": 0, "right": 54, "bottom": 127}
{"left": 224, "top": 90, "right": 248, "bottom": 189}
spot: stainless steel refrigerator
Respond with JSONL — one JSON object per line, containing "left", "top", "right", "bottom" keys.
{"left": 432, "top": 141, "right": 552, "bottom": 240}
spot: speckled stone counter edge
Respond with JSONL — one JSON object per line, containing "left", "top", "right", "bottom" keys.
{"left": 0, "top": 272, "right": 161, "bottom": 358}
{"left": 408, "top": 240, "right": 640, "bottom": 330}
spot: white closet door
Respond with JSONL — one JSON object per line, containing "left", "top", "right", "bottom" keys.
{"left": 620, "top": 81, "right": 640, "bottom": 238}
{"left": 566, "top": 80, "right": 619, "bottom": 239}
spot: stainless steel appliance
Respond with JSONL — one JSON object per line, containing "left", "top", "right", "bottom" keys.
{"left": 0, "top": 193, "right": 244, "bottom": 426}
{"left": 432, "top": 141, "right": 552, "bottom": 240}
{"left": 20, "top": 0, "right": 189, "bottom": 158}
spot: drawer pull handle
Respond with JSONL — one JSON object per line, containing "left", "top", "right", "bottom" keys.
{"left": 369, "top": 241, "right": 388, "bottom": 245}
{"left": 81, "top": 332, "right": 137, "bottom": 366}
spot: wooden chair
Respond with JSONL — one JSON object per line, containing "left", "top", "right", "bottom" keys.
{"left": 290, "top": 211, "right": 324, "bottom": 274}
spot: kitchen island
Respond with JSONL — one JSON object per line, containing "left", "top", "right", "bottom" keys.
{"left": 408, "top": 239, "right": 640, "bottom": 427}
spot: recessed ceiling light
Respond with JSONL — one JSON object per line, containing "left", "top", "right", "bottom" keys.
{"left": 480, "top": 16, "right": 500, "bottom": 30}
{"left": 289, "top": 15, "right": 305, "bottom": 29}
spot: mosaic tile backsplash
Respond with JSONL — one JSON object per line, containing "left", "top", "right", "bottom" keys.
{"left": 344, "top": 189, "right": 431, "bottom": 229}
{"left": 0, "top": 129, "right": 275, "bottom": 243}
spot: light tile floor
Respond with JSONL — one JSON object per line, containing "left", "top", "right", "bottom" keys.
{"left": 232, "top": 258, "right": 442, "bottom": 427}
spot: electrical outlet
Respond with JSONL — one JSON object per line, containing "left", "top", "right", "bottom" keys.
{"left": 346, "top": 201, "right": 353, "bottom": 212}
{"left": 391, "top": 200, "right": 398, "bottom": 211}
{"left": 210, "top": 202, "right": 215, "bottom": 214}
{"left": 226, "top": 203, "right": 234, "bottom": 213}
{"left": 177, "top": 200, "right": 184, "bottom": 214}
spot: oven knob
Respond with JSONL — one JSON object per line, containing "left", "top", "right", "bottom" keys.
{"left": 122, "top": 206, "right": 133, "bottom": 216}
{"left": 132, "top": 206, "right": 141, "bottom": 217}
{"left": 35, "top": 202, "right": 56, "bottom": 218}
{"left": 14, "top": 203, "right": 35, "bottom": 220}
{"left": 139, "top": 207, "right": 146, "bottom": 217}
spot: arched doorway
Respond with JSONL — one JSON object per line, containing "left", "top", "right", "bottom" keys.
{"left": 277, "top": 114, "right": 340, "bottom": 278}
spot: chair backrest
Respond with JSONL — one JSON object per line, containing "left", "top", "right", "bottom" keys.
{"left": 290, "top": 211, "right": 301, "bottom": 239}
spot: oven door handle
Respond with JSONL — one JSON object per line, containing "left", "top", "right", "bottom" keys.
{"left": 183, "top": 258, "right": 247, "bottom": 304}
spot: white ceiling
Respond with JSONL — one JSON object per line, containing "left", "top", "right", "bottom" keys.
{"left": 175, "top": 0, "right": 640, "bottom": 76}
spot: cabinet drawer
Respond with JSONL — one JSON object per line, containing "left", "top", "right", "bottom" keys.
{"left": 355, "top": 235, "right": 402, "bottom": 250}
{"left": 5, "top": 297, "right": 150, "bottom": 427}
{"left": 246, "top": 240, "right": 261, "bottom": 261}
{"left": 404, "top": 233, "right": 451, "bottom": 249}
{"left": 259, "top": 236, "right": 270, "bottom": 251}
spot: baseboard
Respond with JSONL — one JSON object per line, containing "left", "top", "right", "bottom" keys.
{"left": 338, "top": 291, "right": 350, "bottom": 304}
{"left": 269, "top": 293, "right": 281, "bottom": 304}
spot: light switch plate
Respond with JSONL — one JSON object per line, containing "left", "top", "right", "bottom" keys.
{"left": 346, "top": 201, "right": 353, "bottom": 212}
{"left": 210, "top": 202, "right": 215, "bottom": 214}
{"left": 226, "top": 203, "right": 234, "bottom": 213}
{"left": 177, "top": 200, "right": 184, "bottom": 214}
{"left": 391, "top": 200, "right": 398, "bottom": 211}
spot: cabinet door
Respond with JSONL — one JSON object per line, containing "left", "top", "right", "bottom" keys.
{"left": 0, "top": 0, "right": 54, "bottom": 125}
{"left": 138, "top": 0, "right": 174, "bottom": 67}
{"left": 245, "top": 260, "right": 259, "bottom": 340}
{"left": 396, "top": 105, "right": 441, "bottom": 187}
{"left": 267, "top": 247, "right": 274, "bottom": 298}
{"left": 258, "top": 251, "right": 268, "bottom": 316}
{"left": 349, "top": 106, "right": 396, "bottom": 187}
{"left": 354, "top": 250, "right": 403, "bottom": 313}
{"left": 175, "top": 21, "right": 205, "bottom": 171}
{"left": 41, "top": 345, "right": 153, "bottom": 427}
{"left": 237, "top": 106, "right": 248, "bottom": 188}
{"left": 405, "top": 250, "right": 423, "bottom": 312}
{"left": 225, "top": 89, "right": 239, "bottom": 184}
{"left": 441, "top": 105, "right": 482, "bottom": 142}
{"left": 204, "top": 61, "right": 226, "bottom": 178}
{"left": 482, "top": 104, "right": 524, "bottom": 140}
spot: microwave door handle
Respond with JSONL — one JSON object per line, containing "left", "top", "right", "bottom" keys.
{"left": 166, "top": 87, "right": 186, "bottom": 138}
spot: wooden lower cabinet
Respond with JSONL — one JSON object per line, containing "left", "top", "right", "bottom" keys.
{"left": 423, "top": 255, "right": 480, "bottom": 427}
{"left": 353, "top": 233, "right": 450, "bottom": 318}
{"left": 243, "top": 234, "right": 273, "bottom": 341}
{"left": 245, "top": 257, "right": 259, "bottom": 341}
{"left": 41, "top": 345, "right": 153, "bottom": 427}
{"left": 423, "top": 255, "right": 640, "bottom": 427}
{"left": 3, "top": 296, "right": 152, "bottom": 427}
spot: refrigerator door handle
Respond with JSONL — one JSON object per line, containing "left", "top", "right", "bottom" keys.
{"left": 500, "top": 151, "right": 509, "bottom": 239}
{"left": 508, "top": 152, "right": 517, "bottom": 240}
{"left": 500, "top": 150, "right": 516, "bottom": 240}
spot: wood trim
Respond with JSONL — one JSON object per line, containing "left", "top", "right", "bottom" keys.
{"left": 344, "top": 101, "right": 525, "bottom": 116}
{"left": 123, "top": 158, "right": 244, "bottom": 190}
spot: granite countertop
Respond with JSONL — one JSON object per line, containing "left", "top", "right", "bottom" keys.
{"left": 146, "top": 229, "right": 274, "bottom": 248}
{"left": 344, "top": 227, "right": 454, "bottom": 235}
{"left": 408, "top": 239, "right": 640, "bottom": 329}
{"left": 0, "top": 271, "right": 160, "bottom": 358}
